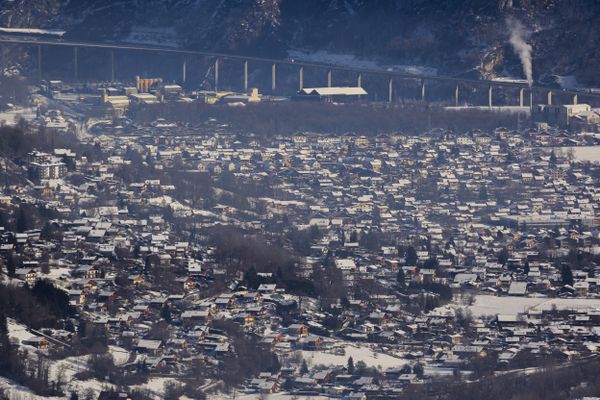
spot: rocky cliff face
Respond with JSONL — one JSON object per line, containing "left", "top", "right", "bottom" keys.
{"left": 1, "top": 0, "right": 599, "bottom": 85}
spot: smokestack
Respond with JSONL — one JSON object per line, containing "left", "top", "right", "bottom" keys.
{"left": 506, "top": 17, "right": 533, "bottom": 87}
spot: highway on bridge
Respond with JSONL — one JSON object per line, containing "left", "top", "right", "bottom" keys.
{"left": 1, "top": 34, "right": 599, "bottom": 102}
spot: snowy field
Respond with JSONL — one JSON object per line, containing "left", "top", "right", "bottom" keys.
{"left": 300, "top": 342, "right": 406, "bottom": 370}
{"left": 0, "top": 107, "right": 37, "bottom": 126}
{"left": 561, "top": 146, "right": 600, "bottom": 163}
{"left": 210, "top": 394, "right": 330, "bottom": 400}
{"left": 434, "top": 295, "right": 600, "bottom": 318}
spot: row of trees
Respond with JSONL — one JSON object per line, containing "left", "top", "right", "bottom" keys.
{"left": 0, "top": 280, "right": 74, "bottom": 329}
{"left": 405, "top": 356, "right": 600, "bottom": 400}
{"left": 130, "top": 101, "right": 525, "bottom": 136}
{"left": 0, "top": 313, "right": 64, "bottom": 396}
{"left": 212, "top": 320, "right": 280, "bottom": 389}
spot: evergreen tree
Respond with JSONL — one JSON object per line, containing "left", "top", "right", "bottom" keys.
{"left": 245, "top": 266, "right": 259, "bottom": 289}
{"left": 498, "top": 247, "right": 509, "bottom": 265}
{"left": 413, "top": 363, "right": 424, "bottom": 377}
{"left": 6, "top": 253, "right": 16, "bottom": 278}
{"left": 562, "top": 264, "right": 574, "bottom": 286}
{"left": 347, "top": 356, "right": 355, "bottom": 374}
{"left": 16, "top": 205, "right": 28, "bottom": 233}
{"left": 77, "top": 318, "right": 87, "bottom": 338}
{"left": 144, "top": 256, "right": 153, "bottom": 273}
{"left": 397, "top": 267, "right": 406, "bottom": 288}
{"left": 161, "top": 304, "right": 172, "bottom": 322}
{"left": 405, "top": 246, "right": 417, "bottom": 266}
{"left": 550, "top": 150, "right": 557, "bottom": 165}
{"left": 300, "top": 359, "right": 309, "bottom": 375}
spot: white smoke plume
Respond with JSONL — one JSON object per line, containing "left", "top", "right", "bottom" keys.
{"left": 506, "top": 17, "right": 533, "bottom": 86}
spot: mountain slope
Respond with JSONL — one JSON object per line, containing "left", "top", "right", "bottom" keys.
{"left": 1, "top": 0, "right": 599, "bottom": 86}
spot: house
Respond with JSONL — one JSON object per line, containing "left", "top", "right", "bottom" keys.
{"left": 182, "top": 277, "right": 196, "bottom": 291}
{"left": 287, "top": 324, "right": 309, "bottom": 337}
{"left": 22, "top": 337, "right": 49, "bottom": 350}
{"left": 296, "top": 87, "right": 367, "bottom": 102}
{"left": 181, "top": 310, "right": 211, "bottom": 325}
{"left": 14, "top": 268, "right": 38, "bottom": 284}
{"left": 258, "top": 284, "right": 277, "bottom": 293}
{"left": 128, "top": 274, "right": 145, "bottom": 285}
{"left": 67, "top": 289, "right": 87, "bottom": 305}
{"left": 97, "top": 391, "right": 132, "bottom": 400}
{"left": 508, "top": 281, "right": 528, "bottom": 296}
{"left": 574, "top": 281, "right": 589, "bottom": 296}
{"left": 233, "top": 312, "right": 255, "bottom": 328}
{"left": 135, "top": 339, "right": 163, "bottom": 355}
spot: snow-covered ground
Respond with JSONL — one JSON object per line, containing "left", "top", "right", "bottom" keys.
{"left": 209, "top": 394, "right": 330, "bottom": 400}
{"left": 434, "top": 295, "right": 600, "bottom": 318}
{"left": 558, "top": 146, "right": 600, "bottom": 163}
{"left": 288, "top": 49, "right": 438, "bottom": 76}
{"left": 7, "top": 319, "right": 38, "bottom": 347}
{"left": 42, "top": 267, "right": 73, "bottom": 281}
{"left": 2, "top": 319, "right": 170, "bottom": 399}
{"left": 0, "top": 106, "right": 37, "bottom": 126}
{"left": 124, "top": 27, "right": 180, "bottom": 48}
{"left": 0, "top": 376, "right": 63, "bottom": 400}
{"left": 445, "top": 106, "right": 531, "bottom": 114}
{"left": 300, "top": 342, "right": 406, "bottom": 370}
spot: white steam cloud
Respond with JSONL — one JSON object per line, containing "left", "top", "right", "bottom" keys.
{"left": 506, "top": 17, "right": 533, "bottom": 86}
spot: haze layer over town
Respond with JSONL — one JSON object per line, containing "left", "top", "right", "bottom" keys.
{"left": 1, "top": 1, "right": 600, "bottom": 400}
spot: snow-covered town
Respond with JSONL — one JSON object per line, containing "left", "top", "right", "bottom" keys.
{"left": 1, "top": 71, "right": 600, "bottom": 400}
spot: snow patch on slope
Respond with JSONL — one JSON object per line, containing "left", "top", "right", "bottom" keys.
{"left": 288, "top": 49, "right": 438, "bottom": 76}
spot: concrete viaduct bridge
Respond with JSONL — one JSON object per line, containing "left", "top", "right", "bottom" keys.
{"left": 1, "top": 35, "right": 597, "bottom": 107}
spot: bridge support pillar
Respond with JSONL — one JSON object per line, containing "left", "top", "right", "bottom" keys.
{"left": 110, "top": 50, "right": 115, "bottom": 81}
{"left": 421, "top": 81, "right": 426, "bottom": 101}
{"left": 271, "top": 63, "right": 276, "bottom": 92}
{"left": 388, "top": 78, "right": 393, "bottom": 103}
{"left": 455, "top": 85, "right": 459, "bottom": 106}
{"left": 244, "top": 60, "right": 248, "bottom": 92}
{"left": 547, "top": 91, "right": 553, "bottom": 105}
{"left": 73, "top": 47, "right": 78, "bottom": 81}
{"left": 488, "top": 86, "right": 493, "bottom": 108}
{"left": 37, "top": 45, "right": 42, "bottom": 82}
{"left": 573, "top": 94, "right": 578, "bottom": 105}
{"left": 530, "top": 90, "right": 533, "bottom": 109}
{"left": 357, "top": 73, "right": 362, "bottom": 88}
{"left": 327, "top": 69, "right": 332, "bottom": 87}
{"left": 298, "top": 66, "right": 303, "bottom": 91}
{"left": 214, "top": 58, "right": 219, "bottom": 92}
{"left": 519, "top": 88, "right": 525, "bottom": 107}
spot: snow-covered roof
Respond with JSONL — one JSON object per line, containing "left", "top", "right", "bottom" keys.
{"left": 299, "top": 87, "right": 368, "bottom": 96}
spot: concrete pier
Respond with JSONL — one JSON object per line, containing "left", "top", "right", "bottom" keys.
{"left": 73, "top": 47, "right": 78, "bottom": 81}
{"left": 244, "top": 60, "right": 248, "bottom": 91}
{"left": 214, "top": 58, "right": 219, "bottom": 91}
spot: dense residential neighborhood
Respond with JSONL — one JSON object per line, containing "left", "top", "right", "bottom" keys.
{"left": 1, "top": 78, "right": 600, "bottom": 399}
